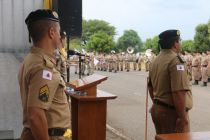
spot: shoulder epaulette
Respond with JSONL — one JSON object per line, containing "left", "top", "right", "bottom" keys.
{"left": 176, "top": 55, "right": 185, "bottom": 63}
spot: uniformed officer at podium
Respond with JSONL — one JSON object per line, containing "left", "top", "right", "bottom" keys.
{"left": 148, "top": 30, "right": 193, "bottom": 134}
{"left": 18, "top": 9, "right": 71, "bottom": 140}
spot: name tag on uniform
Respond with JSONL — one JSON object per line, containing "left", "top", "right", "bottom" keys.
{"left": 42, "top": 70, "right": 52, "bottom": 80}
{"left": 176, "top": 65, "right": 185, "bottom": 71}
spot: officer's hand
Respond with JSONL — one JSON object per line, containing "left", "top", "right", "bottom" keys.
{"left": 175, "top": 117, "right": 189, "bottom": 133}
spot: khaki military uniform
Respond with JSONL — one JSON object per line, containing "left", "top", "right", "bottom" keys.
{"left": 112, "top": 54, "right": 118, "bottom": 73}
{"left": 201, "top": 55, "right": 209, "bottom": 84}
{"left": 55, "top": 50, "right": 68, "bottom": 82}
{"left": 137, "top": 55, "right": 143, "bottom": 71}
{"left": 119, "top": 54, "right": 124, "bottom": 71}
{"left": 207, "top": 58, "right": 210, "bottom": 79}
{"left": 149, "top": 49, "right": 193, "bottom": 134}
{"left": 132, "top": 54, "right": 137, "bottom": 70}
{"left": 87, "top": 53, "right": 95, "bottom": 75}
{"left": 192, "top": 56, "right": 201, "bottom": 82}
{"left": 19, "top": 47, "right": 71, "bottom": 140}
{"left": 184, "top": 54, "right": 192, "bottom": 81}
{"left": 125, "top": 54, "right": 132, "bottom": 72}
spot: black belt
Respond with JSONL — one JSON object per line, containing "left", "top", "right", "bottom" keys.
{"left": 154, "top": 99, "right": 189, "bottom": 112}
{"left": 202, "top": 65, "right": 207, "bottom": 67}
{"left": 192, "top": 66, "right": 198, "bottom": 67}
{"left": 48, "top": 128, "right": 66, "bottom": 136}
{"left": 25, "top": 128, "right": 66, "bottom": 136}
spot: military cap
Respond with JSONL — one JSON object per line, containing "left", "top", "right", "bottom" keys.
{"left": 159, "top": 29, "right": 180, "bottom": 41}
{"left": 25, "top": 9, "right": 59, "bottom": 25}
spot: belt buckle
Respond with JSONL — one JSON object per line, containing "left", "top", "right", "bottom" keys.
{"left": 63, "top": 129, "right": 72, "bottom": 138}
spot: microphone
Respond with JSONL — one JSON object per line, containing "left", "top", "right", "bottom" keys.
{"left": 67, "top": 50, "right": 85, "bottom": 56}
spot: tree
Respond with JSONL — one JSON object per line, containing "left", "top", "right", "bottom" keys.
{"left": 86, "top": 31, "right": 115, "bottom": 53}
{"left": 194, "top": 23, "right": 210, "bottom": 51}
{"left": 143, "top": 36, "right": 159, "bottom": 54}
{"left": 82, "top": 19, "right": 116, "bottom": 44}
{"left": 116, "top": 29, "right": 143, "bottom": 52}
{"left": 181, "top": 40, "right": 195, "bottom": 52}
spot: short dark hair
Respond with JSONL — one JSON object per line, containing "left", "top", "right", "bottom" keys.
{"left": 27, "top": 20, "right": 57, "bottom": 43}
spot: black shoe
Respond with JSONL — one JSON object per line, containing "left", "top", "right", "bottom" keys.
{"left": 192, "top": 80, "right": 198, "bottom": 85}
{"left": 75, "top": 72, "right": 77, "bottom": 74}
{"left": 201, "top": 82, "right": 207, "bottom": 87}
{"left": 208, "top": 78, "right": 210, "bottom": 82}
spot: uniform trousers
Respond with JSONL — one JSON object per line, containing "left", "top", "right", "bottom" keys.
{"left": 150, "top": 104, "right": 190, "bottom": 134}
{"left": 201, "top": 66, "right": 208, "bottom": 82}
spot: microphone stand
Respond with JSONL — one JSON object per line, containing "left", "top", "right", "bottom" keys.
{"left": 79, "top": 55, "right": 82, "bottom": 79}
{"left": 67, "top": 35, "right": 70, "bottom": 82}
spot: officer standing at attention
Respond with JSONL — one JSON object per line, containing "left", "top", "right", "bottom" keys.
{"left": 55, "top": 31, "right": 68, "bottom": 82}
{"left": 148, "top": 30, "right": 193, "bottom": 134}
{"left": 18, "top": 9, "right": 71, "bottom": 140}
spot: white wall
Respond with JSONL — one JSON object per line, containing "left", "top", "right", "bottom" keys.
{"left": 0, "top": 0, "right": 43, "bottom": 52}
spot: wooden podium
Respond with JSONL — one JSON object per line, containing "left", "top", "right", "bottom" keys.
{"left": 67, "top": 74, "right": 117, "bottom": 140}
{"left": 155, "top": 131, "right": 210, "bottom": 140}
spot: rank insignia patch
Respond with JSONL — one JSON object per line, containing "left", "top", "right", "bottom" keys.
{"left": 38, "top": 85, "right": 49, "bottom": 102}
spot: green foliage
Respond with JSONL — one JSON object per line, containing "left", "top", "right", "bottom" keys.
{"left": 143, "top": 36, "right": 159, "bottom": 54}
{"left": 86, "top": 31, "right": 115, "bottom": 53}
{"left": 194, "top": 23, "right": 210, "bottom": 51}
{"left": 116, "top": 29, "right": 143, "bottom": 52}
{"left": 69, "top": 38, "right": 83, "bottom": 51}
{"left": 82, "top": 19, "right": 116, "bottom": 44}
{"left": 181, "top": 40, "right": 195, "bottom": 52}
{"left": 81, "top": 19, "right": 116, "bottom": 52}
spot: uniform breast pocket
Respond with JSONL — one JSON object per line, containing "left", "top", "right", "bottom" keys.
{"left": 54, "top": 79, "right": 67, "bottom": 102}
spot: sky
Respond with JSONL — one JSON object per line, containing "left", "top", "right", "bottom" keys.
{"left": 83, "top": 0, "right": 210, "bottom": 41}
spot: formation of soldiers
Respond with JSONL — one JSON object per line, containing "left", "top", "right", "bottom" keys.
{"left": 94, "top": 52, "right": 156, "bottom": 72}
{"left": 181, "top": 51, "right": 210, "bottom": 86}
{"left": 58, "top": 48, "right": 210, "bottom": 87}
{"left": 66, "top": 51, "right": 156, "bottom": 75}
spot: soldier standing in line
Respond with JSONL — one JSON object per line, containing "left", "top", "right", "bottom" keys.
{"left": 148, "top": 29, "right": 193, "bottom": 134}
{"left": 111, "top": 53, "right": 117, "bottom": 73}
{"left": 55, "top": 31, "right": 68, "bottom": 82}
{"left": 192, "top": 53, "right": 201, "bottom": 85}
{"left": 107, "top": 53, "right": 112, "bottom": 72}
{"left": 200, "top": 52, "right": 209, "bottom": 86}
{"left": 137, "top": 53, "right": 143, "bottom": 71}
{"left": 98, "top": 53, "right": 103, "bottom": 71}
{"left": 119, "top": 52, "right": 124, "bottom": 71}
{"left": 185, "top": 52, "right": 193, "bottom": 81}
{"left": 104, "top": 54, "right": 109, "bottom": 71}
{"left": 18, "top": 9, "right": 71, "bottom": 140}
{"left": 116, "top": 53, "right": 120, "bottom": 71}
{"left": 87, "top": 52, "right": 95, "bottom": 75}
{"left": 132, "top": 54, "right": 137, "bottom": 71}
{"left": 207, "top": 51, "right": 210, "bottom": 82}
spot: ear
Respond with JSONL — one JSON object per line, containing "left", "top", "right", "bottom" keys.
{"left": 48, "top": 27, "right": 55, "bottom": 39}
{"left": 174, "top": 40, "right": 179, "bottom": 48}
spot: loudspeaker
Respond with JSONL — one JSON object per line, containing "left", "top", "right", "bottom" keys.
{"left": 58, "top": 0, "right": 82, "bottom": 37}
